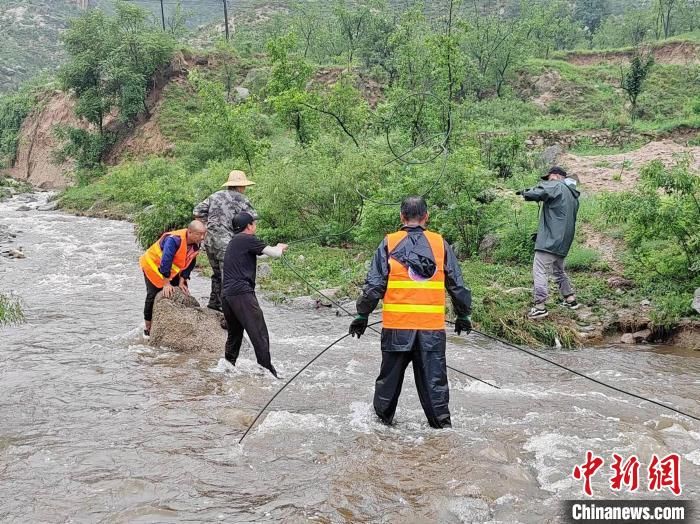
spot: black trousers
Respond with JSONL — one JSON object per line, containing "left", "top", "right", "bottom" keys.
{"left": 222, "top": 292, "right": 273, "bottom": 371}
{"left": 143, "top": 272, "right": 181, "bottom": 321}
{"left": 374, "top": 344, "right": 451, "bottom": 429}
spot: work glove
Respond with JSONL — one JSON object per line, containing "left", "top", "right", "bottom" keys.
{"left": 454, "top": 315, "right": 472, "bottom": 336}
{"left": 349, "top": 315, "right": 368, "bottom": 339}
{"left": 530, "top": 231, "right": 538, "bottom": 243}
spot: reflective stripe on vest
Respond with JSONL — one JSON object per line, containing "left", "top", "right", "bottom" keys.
{"left": 139, "top": 229, "right": 194, "bottom": 287}
{"left": 382, "top": 229, "right": 446, "bottom": 330}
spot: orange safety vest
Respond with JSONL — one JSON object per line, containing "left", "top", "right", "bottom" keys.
{"left": 383, "top": 229, "right": 446, "bottom": 330}
{"left": 139, "top": 229, "right": 197, "bottom": 287}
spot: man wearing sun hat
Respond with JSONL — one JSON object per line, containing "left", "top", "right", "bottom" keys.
{"left": 193, "top": 170, "right": 258, "bottom": 313}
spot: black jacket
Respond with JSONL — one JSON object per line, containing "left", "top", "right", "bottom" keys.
{"left": 356, "top": 226, "right": 472, "bottom": 352}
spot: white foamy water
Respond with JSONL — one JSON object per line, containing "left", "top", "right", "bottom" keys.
{"left": 0, "top": 192, "right": 698, "bottom": 523}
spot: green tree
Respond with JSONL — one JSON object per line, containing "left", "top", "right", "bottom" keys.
{"left": 620, "top": 52, "right": 654, "bottom": 118}
{"left": 573, "top": 0, "right": 611, "bottom": 46}
{"left": 189, "top": 72, "right": 269, "bottom": 171}
{"left": 356, "top": 4, "right": 400, "bottom": 86}
{"left": 333, "top": 0, "right": 376, "bottom": 67}
{"left": 655, "top": 0, "right": 682, "bottom": 38}
{"left": 305, "top": 76, "right": 370, "bottom": 147}
{"left": 592, "top": 10, "right": 653, "bottom": 48}
{"left": 460, "top": 3, "right": 530, "bottom": 98}
{"left": 389, "top": 5, "right": 433, "bottom": 93}
{"left": 108, "top": 2, "right": 174, "bottom": 121}
{"left": 265, "top": 33, "right": 317, "bottom": 145}
{"left": 166, "top": 0, "right": 190, "bottom": 38}
{"left": 58, "top": 1, "right": 174, "bottom": 167}
{"left": 215, "top": 38, "right": 239, "bottom": 102}
{"left": 521, "top": 0, "right": 584, "bottom": 57}
{"left": 291, "top": 1, "right": 322, "bottom": 59}
{"left": 428, "top": 145, "right": 500, "bottom": 256}
{"left": 59, "top": 8, "right": 113, "bottom": 133}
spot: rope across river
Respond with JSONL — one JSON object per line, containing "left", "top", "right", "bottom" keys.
{"left": 236, "top": 92, "right": 698, "bottom": 443}
{"left": 237, "top": 258, "right": 698, "bottom": 444}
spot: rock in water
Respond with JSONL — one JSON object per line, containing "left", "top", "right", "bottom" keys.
{"left": 37, "top": 202, "right": 58, "bottom": 211}
{"left": 631, "top": 329, "right": 652, "bottom": 343}
{"left": 150, "top": 289, "right": 244, "bottom": 353}
{"left": 620, "top": 333, "right": 635, "bottom": 344}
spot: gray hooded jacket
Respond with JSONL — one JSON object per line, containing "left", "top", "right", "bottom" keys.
{"left": 523, "top": 179, "right": 580, "bottom": 257}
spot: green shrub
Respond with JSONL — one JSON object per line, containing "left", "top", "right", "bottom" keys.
{"left": 0, "top": 90, "right": 34, "bottom": 168}
{"left": 53, "top": 126, "right": 112, "bottom": 173}
{"left": 481, "top": 133, "right": 525, "bottom": 179}
{"left": 691, "top": 98, "right": 700, "bottom": 115}
{"left": 601, "top": 158, "right": 700, "bottom": 284}
{"left": 254, "top": 134, "right": 369, "bottom": 245}
{"left": 492, "top": 204, "right": 539, "bottom": 264}
{"left": 650, "top": 291, "right": 696, "bottom": 329}
{"left": 565, "top": 245, "right": 602, "bottom": 271}
{"left": 186, "top": 72, "right": 271, "bottom": 170}
{"left": 0, "top": 294, "right": 23, "bottom": 326}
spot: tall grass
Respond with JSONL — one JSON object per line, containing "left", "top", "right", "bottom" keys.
{"left": 0, "top": 293, "right": 23, "bottom": 326}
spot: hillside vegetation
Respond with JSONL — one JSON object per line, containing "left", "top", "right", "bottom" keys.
{"left": 4, "top": 0, "right": 700, "bottom": 347}
{"left": 0, "top": 0, "right": 80, "bottom": 91}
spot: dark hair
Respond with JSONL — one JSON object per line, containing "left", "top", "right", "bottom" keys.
{"left": 548, "top": 166, "right": 568, "bottom": 177}
{"left": 400, "top": 195, "right": 428, "bottom": 221}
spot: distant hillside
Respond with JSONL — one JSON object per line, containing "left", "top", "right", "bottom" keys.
{"left": 0, "top": 0, "right": 80, "bottom": 92}
{"left": 0, "top": 0, "right": 684, "bottom": 94}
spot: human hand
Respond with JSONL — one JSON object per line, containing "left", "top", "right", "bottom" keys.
{"left": 349, "top": 315, "right": 368, "bottom": 339}
{"left": 278, "top": 243, "right": 289, "bottom": 253}
{"left": 454, "top": 316, "right": 472, "bottom": 335}
{"left": 162, "top": 283, "right": 174, "bottom": 298}
{"left": 178, "top": 279, "right": 190, "bottom": 296}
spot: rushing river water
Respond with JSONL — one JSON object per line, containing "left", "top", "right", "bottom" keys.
{"left": 0, "top": 193, "right": 698, "bottom": 523}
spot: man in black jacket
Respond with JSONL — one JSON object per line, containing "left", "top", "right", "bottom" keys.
{"left": 349, "top": 196, "right": 472, "bottom": 428}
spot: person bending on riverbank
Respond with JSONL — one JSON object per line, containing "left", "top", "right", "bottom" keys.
{"left": 348, "top": 196, "right": 472, "bottom": 429}
{"left": 222, "top": 212, "right": 288, "bottom": 378}
{"left": 193, "top": 170, "right": 258, "bottom": 313}
{"left": 139, "top": 220, "right": 207, "bottom": 338}
{"left": 518, "top": 166, "right": 581, "bottom": 320}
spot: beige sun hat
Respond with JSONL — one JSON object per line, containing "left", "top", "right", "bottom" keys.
{"left": 222, "top": 170, "right": 255, "bottom": 187}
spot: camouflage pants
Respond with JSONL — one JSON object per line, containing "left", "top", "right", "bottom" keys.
{"left": 206, "top": 244, "right": 226, "bottom": 310}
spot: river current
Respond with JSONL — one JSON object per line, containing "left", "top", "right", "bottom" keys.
{"left": 0, "top": 193, "right": 698, "bottom": 523}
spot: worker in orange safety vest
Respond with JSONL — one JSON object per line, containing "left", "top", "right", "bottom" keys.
{"left": 139, "top": 220, "right": 207, "bottom": 338}
{"left": 349, "top": 196, "right": 472, "bottom": 428}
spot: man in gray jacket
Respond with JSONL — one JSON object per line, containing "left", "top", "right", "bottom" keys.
{"left": 519, "top": 166, "right": 581, "bottom": 319}
{"left": 193, "top": 170, "right": 258, "bottom": 312}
